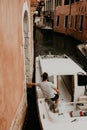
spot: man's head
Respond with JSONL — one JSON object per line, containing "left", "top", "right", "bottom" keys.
{"left": 42, "top": 72, "right": 48, "bottom": 81}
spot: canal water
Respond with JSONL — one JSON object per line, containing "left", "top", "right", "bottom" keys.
{"left": 35, "top": 28, "right": 87, "bottom": 72}
{"left": 22, "top": 28, "right": 87, "bottom": 130}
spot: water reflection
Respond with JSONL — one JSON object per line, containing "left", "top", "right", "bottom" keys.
{"left": 34, "top": 28, "right": 87, "bottom": 72}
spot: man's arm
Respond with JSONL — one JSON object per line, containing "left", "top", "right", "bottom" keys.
{"left": 53, "top": 87, "right": 60, "bottom": 94}
{"left": 26, "top": 82, "right": 37, "bottom": 87}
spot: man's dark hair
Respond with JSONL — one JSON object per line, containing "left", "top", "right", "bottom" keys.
{"left": 42, "top": 72, "right": 48, "bottom": 81}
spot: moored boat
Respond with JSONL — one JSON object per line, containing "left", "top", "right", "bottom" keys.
{"left": 41, "top": 26, "right": 53, "bottom": 32}
{"left": 35, "top": 54, "right": 87, "bottom": 130}
{"left": 77, "top": 41, "right": 87, "bottom": 58}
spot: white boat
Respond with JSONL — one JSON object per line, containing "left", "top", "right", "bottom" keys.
{"left": 77, "top": 42, "right": 87, "bottom": 58}
{"left": 41, "top": 26, "right": 53, "bottom": 32}
{"left": 35, "top": 54, "right": 87, "bottom": 130}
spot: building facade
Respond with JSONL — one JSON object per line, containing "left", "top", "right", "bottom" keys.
{"left": 54, "top": 0, "right": 87, "bottom": 41}
{"left": 43, "top": 0, "right": 87, "bottom": 41}
{"left": 43, "top": 0, "right": 55, "bottom": 27}
{"left": 0, "top": 0, "right": 37, "bottom": 130}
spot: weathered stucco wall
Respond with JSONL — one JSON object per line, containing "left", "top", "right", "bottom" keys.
{"left": 0, "top": 0, "right": 34, "bottom": 130}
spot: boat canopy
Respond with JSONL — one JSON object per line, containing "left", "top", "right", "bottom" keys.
{"left": 39, "top": 55, "right": 85, "bottom": 76}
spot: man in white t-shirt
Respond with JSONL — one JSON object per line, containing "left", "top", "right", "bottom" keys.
{"left": 26, "top": 72, "right": 60, "bottom": 106}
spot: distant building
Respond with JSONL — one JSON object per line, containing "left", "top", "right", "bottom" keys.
{"left": 0, "top": 0, "right": 37, "bottom": 130}
{"left": 43, "top": 0, "right": 55, "bottom": 27}
{"left": 43, "top": 0, "right": 87, "bottom": 41}
{"left": 54, "top": 0, "right": 87, "bottom": 42}
{"left": 34, "top": 0, "right": 45, "bottom": 26}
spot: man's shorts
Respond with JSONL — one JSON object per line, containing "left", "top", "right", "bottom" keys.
{"left": 51, "top": 94, "right": 59, "bottom": 101}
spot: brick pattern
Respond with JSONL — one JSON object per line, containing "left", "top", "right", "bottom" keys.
{"left": 54, "top": 0, "right": 87, "bottom": 41}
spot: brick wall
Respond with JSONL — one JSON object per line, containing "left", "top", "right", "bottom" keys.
{"left": 54, "top": 0, "right": 87, "bottom": 41}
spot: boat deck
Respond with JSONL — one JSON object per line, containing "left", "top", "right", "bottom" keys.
{"left": 39, "top": 55, "right": 85, "bottom": 75}
{"left": 37, "top": 98, "right": 87, "bottom": 130}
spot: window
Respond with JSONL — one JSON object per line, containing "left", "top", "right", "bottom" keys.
{"left": 80, "top": 15, "right": 84, "bottom": 31}
{"left": 55, "top": 0, "right": 62, "bottom": 6}
{"left": 64, "top": 0, "right": 74, "bottom": 5}
{"left": 70, "top": 16, "right": 73, "bottom": 28}
{"left": 56, "top": 16, "right": 60, "bottom": 26}
{"left": 71, "top": 0, "right": 74, "bottom": 3}
{"left": 74, "top": 15, "right": 77, "bottom": 29}
{"left": 65, "top": 16, "right": 68, "bottom": 28}
{"left": 59, "top": 0, "right": 62, "bottom": 6}
{"left": 55, "top": 0, "right": 59, "bottom": 7}
{"left": 76, "top": 0, "right": 80, "bottom": 2}
{"left": 64, "top": 0, "right": 69, "bottom": 5}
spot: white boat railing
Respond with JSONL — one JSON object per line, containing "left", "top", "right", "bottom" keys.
{"left": 63, "top": 101, "right": 87, "bottom": 105}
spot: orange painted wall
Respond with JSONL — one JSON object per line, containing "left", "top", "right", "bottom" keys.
{"left": 0, "top": 0, "right": 33, "bottom": 130}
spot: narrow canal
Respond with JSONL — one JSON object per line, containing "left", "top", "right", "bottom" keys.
{"left": 22, "top": 28, "right": 87, "bottom": 130}
{"left": 35, "top": 28, "right": 87, "bottom": 71}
